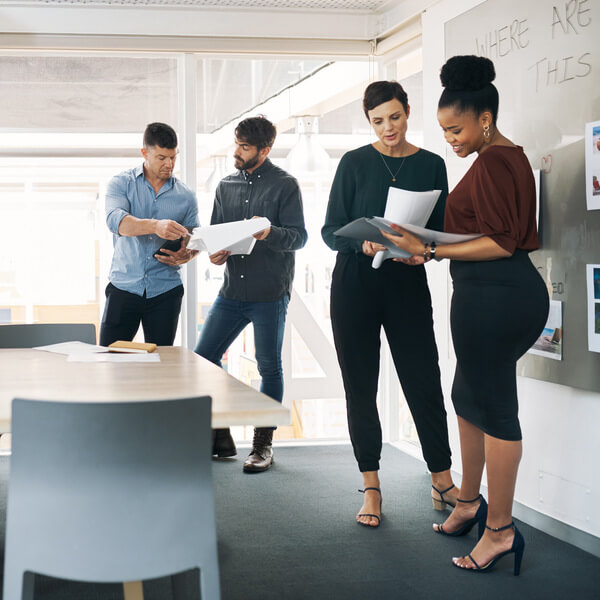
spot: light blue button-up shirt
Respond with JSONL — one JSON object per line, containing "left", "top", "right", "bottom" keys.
{"left": 105, "top": 164, "right": 199, "bottom": 298}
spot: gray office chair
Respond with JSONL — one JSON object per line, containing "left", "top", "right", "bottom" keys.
{"left": 0, "top": 323, "right": 96, "bottom": 348}
{"left": 3, "top": 396, "right": 220, "bottom": 600}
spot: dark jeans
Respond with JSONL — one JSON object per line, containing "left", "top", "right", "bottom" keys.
{"left": 194, "top": 295, "right": 289, "bottom": 425}
{"left": 99, "top": 282, "right": 184, "bottom": 347}
{"left": 331, "top": 253, "right": 452, "bottom": 473}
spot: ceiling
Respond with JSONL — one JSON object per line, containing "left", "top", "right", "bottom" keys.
{"left": 4, "top": 0, "right": 395, "bottom": 10}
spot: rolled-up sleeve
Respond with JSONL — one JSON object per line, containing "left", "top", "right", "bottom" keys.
{"left": 105, "top": 174, "right": 131, "bottom": 235}
{"left": 263, "top": 182, "right": 308, "bottom": 252}
{"left": 471, "top": 154, "right": 519, "bottom": 254}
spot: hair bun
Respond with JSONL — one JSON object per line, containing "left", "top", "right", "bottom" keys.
{"left": 440, "top": 55, "right": 495, "bottom": 91}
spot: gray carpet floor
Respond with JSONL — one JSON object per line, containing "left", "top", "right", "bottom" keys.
{"left": 0, "top": 444, "right": 598, "bottom": 599}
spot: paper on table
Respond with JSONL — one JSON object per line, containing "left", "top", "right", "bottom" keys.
{"left": 187, "top": 218, "right": 270, "bottom": 255}
{"left": 33, "top": 341, "right": 147, "bottom": 355}
{"left": 33, "top": 341, "right": 104, "bottom": 355}
{"left": 67, "top": 353, "right": 161, "bottom": 363}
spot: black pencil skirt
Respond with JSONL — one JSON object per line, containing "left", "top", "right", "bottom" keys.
{"left": 449, "top": 250, "right": 549, "bottom": 441}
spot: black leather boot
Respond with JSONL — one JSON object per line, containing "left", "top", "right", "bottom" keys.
{"left": 212, "top": 428, "right": 237, "bottom": 458}
{"left": 243, "top": 428, "right": 274, "bottom": 473}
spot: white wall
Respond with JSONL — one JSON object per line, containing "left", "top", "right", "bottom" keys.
{"left": 422, "top": 0, "right": 600, "bottom": 541}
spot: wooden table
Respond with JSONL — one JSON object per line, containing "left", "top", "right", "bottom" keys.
{"left": 0, "top": 346, "right": 290, "bottom": 600}
{"left": 0, "top": 346, "right": 290, "bottom": 432}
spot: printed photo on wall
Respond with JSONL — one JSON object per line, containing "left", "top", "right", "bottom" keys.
{"left": 585, "top": 121, "right": 600, "bottom": 210}
{"left": 586, "top": 264, "right": 600, "bottom": 353}
{"left": 528, "top": 300, "right": 562, "bottom": 360}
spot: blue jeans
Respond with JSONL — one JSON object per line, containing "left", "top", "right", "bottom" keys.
{"left": 194, "top": 294, "right": 290, "bottom": 409}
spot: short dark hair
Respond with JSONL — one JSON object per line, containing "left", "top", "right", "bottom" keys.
{"left": 235, "top": 116, "right": 277, "bottom": 150}
{"left": 438, "top": 55, "right": 499, "bottom": 124}
{"left": 143, "top": 122, "right": 178, "bottom": 149}
{"left": 362, "top": 81, "right": 409, "bottom": 118}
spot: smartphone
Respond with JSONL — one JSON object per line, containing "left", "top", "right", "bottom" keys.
{"left": 156, "top": 237, "right": 183, "bottom": 256}
{"left": 155, "top": 227, "right": 194, "bottom": 258}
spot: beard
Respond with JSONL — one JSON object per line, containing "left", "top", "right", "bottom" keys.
{"left": 234, "top": 152, "right": 260, "bottom": 172}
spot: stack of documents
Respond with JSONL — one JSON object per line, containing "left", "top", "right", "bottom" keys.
{"left": 187, "top": 217, "right": 271, "bottom": 255}
{"left": 334, "top": 187, "right": 480, "bottom": 268}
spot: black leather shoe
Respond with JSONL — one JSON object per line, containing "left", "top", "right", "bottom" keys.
{"left": 212, "top": 428, "right": 237, "bottom": 458}
{"left": 243, "top": 428, "right": 274, "bottom": 473}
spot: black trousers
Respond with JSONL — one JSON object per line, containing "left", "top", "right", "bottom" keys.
{"left": 99, "top": 282, "right": 184, "bottom": 347}
{"left": 330, "top": 253, "right": 451, "bottom": 473}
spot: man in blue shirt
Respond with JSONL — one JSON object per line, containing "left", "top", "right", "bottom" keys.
{"left": 100, "top": 122, "right": 199, "bottom": 347}
{"left": 195, "top": 116, "right": 307, "bottom": 473}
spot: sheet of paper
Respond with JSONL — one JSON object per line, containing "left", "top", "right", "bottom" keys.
{"left": 33, "top": 341, "right": 105, "bottom": 355}
{"left": 368, "top": 219, "right": 482, "bottom": 244}
{"left": 586, "top": 264, "right": 600, "bottom": 353}
{"left": 383, "top": 188, "right": 441, "bottom": 227}
{"left": 67, "top": 353, "right": 161, "bottom": 363}
{"left": 188, "top": 218, "right": 270, "bottom": 255}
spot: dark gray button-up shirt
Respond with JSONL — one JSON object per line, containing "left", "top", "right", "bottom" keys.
{"left": 212, "top": 158, "right": 307, "bottom": 302}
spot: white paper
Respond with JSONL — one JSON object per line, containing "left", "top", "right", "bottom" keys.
{"left": 67, "top": 353, "right": 161, "bottom": 363}
{"left": 187, "top": 218, "right": 270, "bottom": 255}
{"left": 528, "top": 300, "right": 562, "bottom": 360}
{"left": 33, "top": 341, "right": 147, "bottom": 355}
{"left": 368, "top": 219, "right": 482, "bottom": 245}
{"left": 586, "top": 264, "right": 600, "bottom": 353}
{"left": 33, "top": 341, "right": 105, "bottom": 355}
{"left": 585, "top": 121, "right": 600, "bottom": 211}
{"left": 383, "top": 188, "right": 441, "bottom": 227}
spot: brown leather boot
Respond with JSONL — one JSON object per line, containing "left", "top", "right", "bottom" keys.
{"left": 212, "top": 428, "right": 237, "bottom": 458}
{"left": 243, "top": 428, "right": 274, "bottom": 473}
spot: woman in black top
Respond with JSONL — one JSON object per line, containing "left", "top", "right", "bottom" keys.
{"left": 321, "top": 81, "right": 458, "bottom": 527}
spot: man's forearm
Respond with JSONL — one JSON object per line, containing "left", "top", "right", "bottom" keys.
{"left": 118, "top": 215, "right": 158, "bottom": 237}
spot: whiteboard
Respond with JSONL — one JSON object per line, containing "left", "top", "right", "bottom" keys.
{"left": 445, "top": 0, "right": 600, "bottom": 392}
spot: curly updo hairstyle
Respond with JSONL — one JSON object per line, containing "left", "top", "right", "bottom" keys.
{"left": 438, "top": 55, "right": 499, "bottom": 124}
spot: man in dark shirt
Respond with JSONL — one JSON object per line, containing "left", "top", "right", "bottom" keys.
{"left": 195, "top": 116, "right": 307, "bottom": 473}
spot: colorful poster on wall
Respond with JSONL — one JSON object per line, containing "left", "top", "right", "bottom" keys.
{"left": 585, "top": 121, "right": 600, "bottom": 210}
{"left": 528, "top": 300, "right": 562, "bottom": 360}
{"left": 587, "top": 265, "right": 600, "bottom": 353}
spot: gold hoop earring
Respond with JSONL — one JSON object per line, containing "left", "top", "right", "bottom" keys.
{"left": 483, "top": 124, "right": 491, "bottom": 142}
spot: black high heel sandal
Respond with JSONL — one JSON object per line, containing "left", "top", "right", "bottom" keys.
{"left": 431, "top": 483, "right": 456, "bottom": 511}
{"left": 434, "top": 494, "right": 488, "bottom": 537}
{"left": 357, "top": 487, "right": 382, "bottom": 528}
{"left": 453, "top": 522, "right": 525, "bottom": 575}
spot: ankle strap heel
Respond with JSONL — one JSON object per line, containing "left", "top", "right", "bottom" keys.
{"left": 456, "top": 493, "right": 482, "bottom": 504}
{"left": 431, "top": 484, "right": 455, "bottom": 511}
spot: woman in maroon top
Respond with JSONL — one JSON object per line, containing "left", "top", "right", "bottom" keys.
{"left": 382, "top": 55, "right": 548, "bottom": 575}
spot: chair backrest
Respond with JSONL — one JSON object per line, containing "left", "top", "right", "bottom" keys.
{"left": 0, "top": 323, "right": 96, "bottom": 348}
{"left": 4, "top": 396, "right": 217, "bottom": 586}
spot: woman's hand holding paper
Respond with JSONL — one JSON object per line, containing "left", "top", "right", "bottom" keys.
{"left": 380, "top": 224, "right": 426, "bottom": 264}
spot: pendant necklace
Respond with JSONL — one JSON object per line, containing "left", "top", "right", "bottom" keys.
{"left": 378, "top": 151, "right": 406, "bottom": 182}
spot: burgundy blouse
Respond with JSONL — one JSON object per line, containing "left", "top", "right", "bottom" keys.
{"left": 444, "top": 145, "right": 539, "bottom": 254}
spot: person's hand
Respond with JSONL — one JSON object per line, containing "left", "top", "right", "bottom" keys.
{"left": 395, "top": 255, "right": 426, "bottom": 265}
{"left": 155, "top": 219, "right": 189, "bottom": 240}
{"left": 154, "top": 244, "right": 199, "bottom": 267}
{"left": 380, "top": 224, "right": 426, "bottom": 256}
{"left": 362, "top": 241, "right": 387, "bottom": 257}
{"left": 251, "top": 215, "right": 271, "bottom": 240}
{"left": 209, "top": 250, "right": 231, "bottom": 265}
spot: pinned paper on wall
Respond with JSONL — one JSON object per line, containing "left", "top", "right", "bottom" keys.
{"left": 585, "top": 121, "right": 600, "bottom": 211}
{"left": 528, "top": 300, "right": 562, "bottom": 361}
{"left": 586, "top": 264, "right": 600, "bottom": 353}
